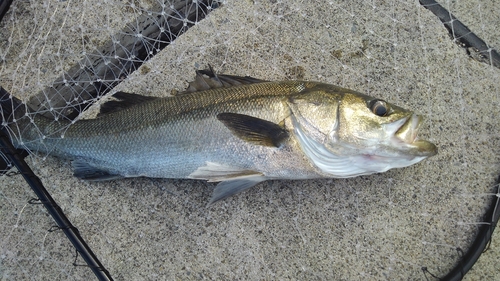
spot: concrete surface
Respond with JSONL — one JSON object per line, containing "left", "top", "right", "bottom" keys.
{"left": 0, "top": 0, "right": 499, "bottom": 280}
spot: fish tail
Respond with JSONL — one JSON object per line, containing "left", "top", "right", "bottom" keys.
{"left": 0, "top": 87, "right": 31, "bottom": 174}
{"left": 0, "top": 87, "right": 39, "bottom": 143}
{"left": 0, "top": 87, "right": 28, "bottom": 126}
{"left": 2, "top": 87, "right": 73, "bottom": 147}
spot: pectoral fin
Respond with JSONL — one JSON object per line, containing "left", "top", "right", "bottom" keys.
{"left": 217, "top": 113, "right": 289, "bottom": 147}
{"left": 209, "top": 176, "right": 266, "bottom": 205}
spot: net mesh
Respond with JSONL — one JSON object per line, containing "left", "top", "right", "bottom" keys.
{"left": 1, "top": 0, "right": 499, "bottom": 280}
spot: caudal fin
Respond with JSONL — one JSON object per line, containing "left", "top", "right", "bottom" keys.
{"left": 0, "top": 86, "right": 30, "bottom": 175}
{"left": 0, "top": 86, "right": 27, "bottom": 126}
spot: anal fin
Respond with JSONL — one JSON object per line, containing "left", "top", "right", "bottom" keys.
{"left": 72, "top": 160, "right": 123, "bottom": 181}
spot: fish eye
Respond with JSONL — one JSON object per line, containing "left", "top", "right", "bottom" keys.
{"left": 369, "top": 100, "right": 389, "bottom": 117}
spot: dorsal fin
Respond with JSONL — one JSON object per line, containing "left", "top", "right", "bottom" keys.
{"left": 181, "top": 65, "right": 268, "bottom": 94}
{"left": 98, "top": 91, "right": 158, "bottom": 116}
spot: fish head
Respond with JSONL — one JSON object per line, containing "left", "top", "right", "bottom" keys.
{"left": 289, "top": 83, "right": 437, "bottom": 177}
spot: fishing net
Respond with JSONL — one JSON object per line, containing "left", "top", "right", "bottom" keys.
{"left": 1, "top": 0, "right": 499, "bottom": 280}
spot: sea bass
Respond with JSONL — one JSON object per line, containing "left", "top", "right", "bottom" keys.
{"left": 0, "top": 70, "right": 437, "bottom": 203}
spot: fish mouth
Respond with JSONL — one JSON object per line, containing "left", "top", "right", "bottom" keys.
{"left": 394, "top": 114, "right": 437, "bottom": 156}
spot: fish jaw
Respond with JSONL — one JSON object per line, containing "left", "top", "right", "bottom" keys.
{"left": 391, "top": 114, "right": 437, "bottom": 157}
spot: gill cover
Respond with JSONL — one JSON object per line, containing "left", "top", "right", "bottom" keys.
{"left": 287, "top": 88, "right": 340, "bottom": 144}
{"left": 287, "top": 88, "right": 372, "bottom": 177}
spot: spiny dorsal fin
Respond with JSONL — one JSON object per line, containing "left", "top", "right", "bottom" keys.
{"left": 99, "top": 91, "right": 158, "bottom": 116}
{"left": 217, "top": 113, "right": 289, "bottom": 148}
{"left": 181, "top": 66, "right": 268, "bottom": 94}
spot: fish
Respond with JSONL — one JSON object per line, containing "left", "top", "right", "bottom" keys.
{"left": 0, "top": 69, "right": 437, "bottom": 204}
